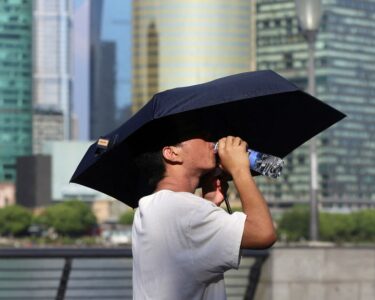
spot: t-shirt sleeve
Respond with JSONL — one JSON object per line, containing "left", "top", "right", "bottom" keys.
{"left": 186, "top": 198, "right": 247, "bottom": 283}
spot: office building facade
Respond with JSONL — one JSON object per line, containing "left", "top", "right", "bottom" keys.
{"left": 256, "top": 0, "right": 375, "bottom": 204}
{"left": 0, "top": 0, "right": 33, "bottom": 182}
{"left": 32, "top": 0, "right": 72, "bottom": 152}
{"left": 132, "top": 0, "right": 256, "bottom": 111}
{"left": 32, "top": 107, "right": 64, "bottom": 154}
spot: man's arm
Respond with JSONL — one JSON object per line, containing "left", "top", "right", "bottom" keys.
{"left": 218, "top": 136, "right": 277, "bottom": 249}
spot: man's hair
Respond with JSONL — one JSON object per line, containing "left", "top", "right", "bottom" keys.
{"left": 134, "top": 150, "right": 166, "bottom": 192}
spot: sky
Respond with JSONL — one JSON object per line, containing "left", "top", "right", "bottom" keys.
{"left": 72, "top": 0, "right": 132, "bottom": 140}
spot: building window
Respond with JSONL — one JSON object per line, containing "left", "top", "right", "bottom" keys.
{"left": 283, "top": 53, "right": 293, "bottom": 69}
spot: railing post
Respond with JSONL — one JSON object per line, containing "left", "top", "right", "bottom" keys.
{"left": 244, "top": 254, "right": 269, "bottom": 300}
{"left": 56, "top": 257, "right": 72, "bottom": 300}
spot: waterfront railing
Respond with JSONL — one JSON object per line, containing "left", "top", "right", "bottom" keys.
{"left": 0, "top": 248, "right": 269, "bottom": 300}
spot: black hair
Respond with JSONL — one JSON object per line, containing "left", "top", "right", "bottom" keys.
{"left": 130, "top": 111, "right": 217, "bottom": 194}
{"left": 134, "top": 150, "right": 166, "bottom": 192}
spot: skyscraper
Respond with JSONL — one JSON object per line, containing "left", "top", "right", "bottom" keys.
{"left": 256, "top": 0, "right": 375, "bottom": 204}
{"left": 32, "top": 0, "right": 72, "bottom": 153}
{"left": 72, "top": 0, "right": 89, "bottom": 140}
{"left": 89, "top": 0, "right": 132, "bottom": 140}
{"left": 0, "top": 0, "right": 33, "bottom": 182}
{"left": 132, "top": 0, "right": 255, "bottom": 112}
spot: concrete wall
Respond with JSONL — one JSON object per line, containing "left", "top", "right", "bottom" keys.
{"left": 255, "top": 247, "right": 375, "bottom": 300}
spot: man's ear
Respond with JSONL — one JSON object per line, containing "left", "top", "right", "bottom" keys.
{"left": 162, "top": 145, "right": 182, "bottom": 164}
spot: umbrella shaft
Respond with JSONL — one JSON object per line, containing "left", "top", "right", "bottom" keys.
{"left": 224, "top": 196, "right": 232, "bottom": 214}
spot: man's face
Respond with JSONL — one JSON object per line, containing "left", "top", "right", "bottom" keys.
{"left": 179, "top": 138, "right": 216, "bottom": 175}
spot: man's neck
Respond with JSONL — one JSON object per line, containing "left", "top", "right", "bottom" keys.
{"left": 156, "top": 172, "right": 200, "bottom": 194}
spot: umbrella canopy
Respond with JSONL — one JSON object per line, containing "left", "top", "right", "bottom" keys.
{"left": 71, "top": 70, "right": 346, "bottom": 208}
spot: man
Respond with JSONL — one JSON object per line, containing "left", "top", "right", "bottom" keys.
{"left": 132, "top": 135, "right": 276, "bottom": 299}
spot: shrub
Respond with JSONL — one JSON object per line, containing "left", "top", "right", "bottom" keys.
{"left": 278, "top": 206, "right": 375, "bottom": 244}
{"left": 0, "top": 205, "right": 32, "bottom": 236}
{"left": 38, "top": 200, "right": 97, "bottom": 236}
{"left": 320, "top": 212, "right": 356, "bottom": 243}
{"left": 352, "top": 209, "right": 375, "bottom": 242}
{"left": 277, "top": 205, "right": 309, "bottom": 241}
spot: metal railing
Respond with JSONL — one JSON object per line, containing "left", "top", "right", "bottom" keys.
{"left": 0, "top": 248, "right": 269, "bottom": 300}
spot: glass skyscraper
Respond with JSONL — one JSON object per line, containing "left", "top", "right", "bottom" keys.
{"left": 256, "top": 0, "right": 375, "bottom": 205}
{"left": 32, "top": 0, "right": 72, "bottom": 153}
{"left": 132, "top": 0, "right": 256, "bottom": 112}
{"left": 0, "top": 0, "right": 32, "bottom": 182}
{"left": 89, "top": 0, "right": 132, "bottom": 140}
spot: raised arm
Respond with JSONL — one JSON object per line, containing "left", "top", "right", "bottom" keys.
{"left": 217, "top": 136, "right": 277, "bottom": 249}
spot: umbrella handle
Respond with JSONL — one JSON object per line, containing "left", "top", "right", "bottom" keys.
{"left": 224, "top": 196, "right": 232, "bottom": 214}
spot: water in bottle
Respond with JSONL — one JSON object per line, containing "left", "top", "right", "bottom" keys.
{"left": 214, "top": 143, "right": 284, "bottom": 179}
{"left": 248, "top": 150, "right": 284, "bottom": 178}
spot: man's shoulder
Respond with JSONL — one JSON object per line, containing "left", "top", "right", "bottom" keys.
{"left": 154, "top": 190, "right": 206, "bottom": 205}
{"left": 139, "top": 190, "right": 215, "bottom": 211}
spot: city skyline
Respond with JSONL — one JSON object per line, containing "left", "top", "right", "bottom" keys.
{"left": 0, "top": 0, "right": 374, "bottom": 207}
{"left": 42, "top": 0, "right": 375, "bottom": 203}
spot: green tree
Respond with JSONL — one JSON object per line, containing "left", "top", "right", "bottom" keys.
{"left": 353, "top": 209, "right": 375, "bottom": 242}
{"left": 38, "top": 200, "right": 97, "bottom": 236}
{"left": 278, "top": 207, "right": 375, "bottom": 244}
{"left": 119, "top": 210, "right": 135, "bottom": 225}
{"left": 0, "top": 205, "right": 32, "bottom": 236}
{"left": 320, "top": 212, "right": 356, "bottom": 243}
{"left": 277, "top": 205, "right": 309, "bottom": 241}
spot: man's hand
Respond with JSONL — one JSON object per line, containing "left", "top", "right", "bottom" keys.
{"left": 217, "top": 136, "right": 249, "bottom": 177}
{"left": 201, "top": 168, "right": 229, "bottom": 207}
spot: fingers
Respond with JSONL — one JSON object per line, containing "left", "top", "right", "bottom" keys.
{"left": 218, "top": 136, "right": 247, "bottom": 150}
{"left": 217, "top": 136, "right": 250, "bottom": 176}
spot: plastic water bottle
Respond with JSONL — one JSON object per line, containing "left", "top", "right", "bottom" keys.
{"left": 214, "top": 143, "right": 284, "bottom": 179}
{"left": 248, "top": 150, "right": 284, "bottom": 178}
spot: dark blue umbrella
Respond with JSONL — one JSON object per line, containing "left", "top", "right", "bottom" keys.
{"left": 71, "top": 70, "right": 345, "bottom": 208}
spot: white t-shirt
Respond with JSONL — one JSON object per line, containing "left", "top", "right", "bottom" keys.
{"left": 132, "top": 190, "right": 246, "bottom": 300}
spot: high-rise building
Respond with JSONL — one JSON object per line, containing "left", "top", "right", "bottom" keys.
{"left": 72, "top": 0, "right": 89, "bottom": 140}
{"left": 32, "top": 107, "right": 64, "bottom": 154}
{"left": 0, "top": 0, "right": 33, "bottom": 182}
{"left": 32, "top": 0, "right": 72, "bottom": 152}
{"left": 132, "top": 0, "right": 256, "bottom": 112}
{"left": 89, "top": 0, "right": 132, "bottom": 140}
{"left": 16, "top": 155, "right": 51, "bottom": 208}
{"left": 256, "top": 0, "right": 375, "bottom": 205}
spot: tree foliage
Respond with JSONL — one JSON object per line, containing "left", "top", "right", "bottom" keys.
{"left": 119, "top": 210, "right": 135, "bottom": 225}
{"left": 0, "top": 205, "right": 32, "bottom": 236}
{"left": 352, "top": 209, "right": 375, "bottom": 242}
{"left": 277, "top": 205, "right": 309, "bottom": 241}
{"left": 278, "top": 206, "right": 375, "bottom": 243}
{"left": 38, "top": 200, "right": 97, "bottom": 236}
{"left": 319, "top": 212, "right": 356, "bottom": 242}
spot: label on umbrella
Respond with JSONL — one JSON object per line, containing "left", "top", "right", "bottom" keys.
{"left": 97, "top": 139, "right": 109, "bottom": 149}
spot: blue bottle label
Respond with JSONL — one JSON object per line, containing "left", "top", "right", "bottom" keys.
{"left": 249, "top": 150, "right": 259, "bottom": 168}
